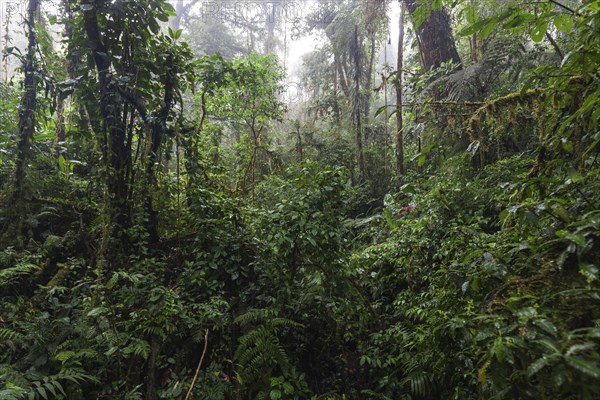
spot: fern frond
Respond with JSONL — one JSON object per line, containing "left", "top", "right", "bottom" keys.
{"left": 0, "top": 263, "right": 40, "bottom": 288}
{"left": 55, "top": 367, "right": 99, "bottom": 385}
{"left": 234, "top": 308, "right": 277, "bottom": 325}
{"left": 359, "top": 389, "right": 395, "bottom": 400}
{"left": 235, "top": 323, "right": 292, "bottom": 385}
{"left": 30, "top": 377, "right": 67, "bottom": 399}
{"left": 400, "top": 370, "right": 437, "bottom": 398}
{"left": 0, "top": 386, "right": 28, "bottom": 400}
{"left": 123, "top": 338, "right": 151, "bottom": 360}
{"left": 0, "top": 365, "right": 30, "bottom": 390}
{"left": 0, "top": 366, "right": 91, "bottom": 400}
{"left": 0, "top": 327, "right": 26, "bottom": 344}
{"left": 423, "top": 36, "right": 535, "bottom": 102}
{"left": 270, "top": 317, "right": 303, "bottom": 330}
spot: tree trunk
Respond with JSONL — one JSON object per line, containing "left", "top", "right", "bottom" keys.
{"left": 145, "top": 52, "right": 176, "bottom": 244}
{"left": 363, "top": 33, "right": 377, "bottom": 146}
{"left": 364, "top": 34, "right": 376, "bottom": 121}
{"left": 55, "top": 94, "right": 65, "bottom": 142}
{"left": 351, "top": 25, "right": 366, "bottom": 180}
{"left": 294, "top": 122, "right": 304, "bottom": 161}
{"left": 12, "top": 0, "right": 39, "bottom": 238}
{"left": 62, "top": 0, "right": 90, "bottom": 134}
{"left": 404, "top": 0, "right": 462, "bottom": 71}
{"left": 265, "top": 3, "right": 277, "bottom": 54}
{"left": 145, "top": 335, "right": 160, "bottom": 400}
{"left": 395, "top": 1, "right": 405, "bottom": 189}
{"left": 334, "top": 51, "right": 350, "bottom": 98}
{"left": 170, "top": 0, "right": 200, "bottom": 31}
{"left": 81, "top": 0, "right": 131, "bottom": 265}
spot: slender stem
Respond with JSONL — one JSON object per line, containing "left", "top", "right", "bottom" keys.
{"left": 545, "top": 32, "right": 564, "bottom": 59}
{"left": 548, "top": 0, "right": 577, "bottom": 15}
{"left": 395, "top": 0, "right": 405, "bottom": 188}
{"left": 185, "top": 329, "right": 209, "bottom": 400}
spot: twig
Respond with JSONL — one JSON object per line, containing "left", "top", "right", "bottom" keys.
{"left": 545, "top": 32, "right": 564, "bottom": 59}
{"left": 185, "top": 329, "right": 209, "bottom": 400}
{"left": 548, "top": 0, "right": 577, "bottom": 15}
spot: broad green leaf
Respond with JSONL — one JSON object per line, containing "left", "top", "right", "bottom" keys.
{"left": 537, "top": 339, "right": 561, "bottom": 355}
{"left": 36, "top": 385, "right": 48, "bottom": 400}
{"left": 553, "top": 14, "right": 573, "bottom": 33}
{"left": 58, "top": 154, "right": 66, "bottom": 172}
{"left": 566, "top": 343, "right": 595, "bottom": 357}
{"left": 533, "top": 319, "right": 558, "bottom": 337}
{"left": 464, "top": 4, "right": 477, "bottom": 24}
{"left": 564, "top": 233, "right": 586, "bottom": 247}
{"left": 503, "top": 12, "right": 535, "bottom": 29}
{"left": 492, "top": 337, "right": 507, "bottom": 362}
{"left": 87, "top": 307, "right": 108, "bottom": 317}
{"left": 499, "top": 209, "right": 509, "bottom": 223}
{"left": 481, "top": 19, "right": 498, "bottom": 39}
{"left": 282, "top": 382, "right": 294, "bottom": 394}
{"left": 412, "top": 6, "right": 432, "bottom": 29}
{"left": 163, "top": 2, "right": 176, "bottom": 16}
{"left": 53, "top": 381, "right": 66, "bottom": 396}
{"left": 43, "top": 382, "right": 57, "bottom": 398}
{"left": 531, "top": 20, "right": 548, "bottom": 43}
{"left": 562, "top": 139, "right": 574, "bottom": 153}
{"left": 580, "top": 263, "right": 599, "bottom": 280}
{"left": 528, "top": 355, "right": 556, "bottom": 376}
{"left": 566, "top": 357, "right": 600, "bottom": 379}
{"left": 374, "top": 105, "right": 389, "bottom": 118}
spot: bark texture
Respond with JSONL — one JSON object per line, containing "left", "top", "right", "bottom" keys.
{"left": 405, "top": 0, "right": 462, "bottom": 71}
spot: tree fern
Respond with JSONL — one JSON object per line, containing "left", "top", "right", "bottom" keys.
{"left": 236, "top": 325, "right": 289, "bottom": 373}
{"left": 0, "top": 327, "right": 27, "bottom": 351}
{"left": 0, "top": 262, "right": 39, "bottom": 289}
{"left": 0, "top": 364, "right": 97, "bottom": 400}
{"left": 0, "top": 365, "right": 30, "bottom": 392}
{"left": 398, "top": 358, "right": 438, "bottom": 398}
{"left": 234, "top": 308, "right": 302, "bottom": 394}
{"left": 0, "top": 385, "right": 28, "bottom": 400}
{"left": 423, "top": 35, "right": 549, "bottom": 102}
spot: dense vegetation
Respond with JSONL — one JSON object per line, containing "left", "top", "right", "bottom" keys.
{"left": 1, "top": 0, "right": 599, "bottom": 399}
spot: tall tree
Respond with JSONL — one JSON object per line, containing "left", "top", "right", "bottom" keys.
{"left": 305, "top": 0, "right": 386, "bottom": 180}
{"left": 169, "top": 0, "right": 200, "bottom": 31}
{"left": 206, "top": 53, "right": 285, "bottom": 195}
{"left": 12, "top": 0, "right": 39, "bottom": 240}
{"left": 405, "top": 0, "right": 462, "bottom": 71}
{"left": 81, "top": 0, "right": 132, "bottom": 259}
{"left": 351, "top": 24, "right": 366, "bottom": 180}
{"left": 79, "top": 0, "right": 193, "bottom": 265}
{"left": 395, "top": 1, "right": 405, "bottom": 188}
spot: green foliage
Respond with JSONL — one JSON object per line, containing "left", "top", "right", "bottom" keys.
{"left": 0, "top": 83, "right": 19, "bottom": 176}
{"left": 234, "top": 309, "right": 301, "bottom": 395}
{"left": 0, "top": 259, "right": 39, "bottom": 291}
{"left": 1, "top": 0, "right": 599, "bottom": 399}
{"left": 207, "top": 53, "right": 285, "bottom": 123}
{"left": 187, "top": 52, "right": 286, "bottom": 191}
{"left": 252, "top": 161, "right": 349, "bottom": 267}
{"left": 353, "top": 148, "right": 600, "bottom": 398}
{"left": 0, "top": 363, "right": 98, "bottom": 400}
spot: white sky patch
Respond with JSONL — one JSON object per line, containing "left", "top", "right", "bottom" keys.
{"left": 2, "top": 0, "right": 405, "bottom": 96}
